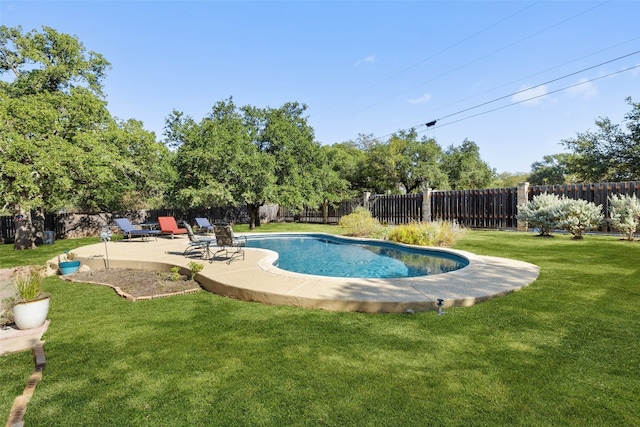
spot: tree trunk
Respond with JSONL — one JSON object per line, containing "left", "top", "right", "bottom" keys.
{"left": 322, "top": 199, "right": 329, "bottom": 224}
{"left": 33, "top": 208, "right": 46, "bottom": 245}
{"left": 247, "top": 203, "right": 261, "bottom": 230}
{"left": 13, "top": 206, "right": 36, "bottom": 250}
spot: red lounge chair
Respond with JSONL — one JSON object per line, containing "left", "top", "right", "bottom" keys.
{"left": 158, "top": 216, "right": 188, "bottom": 239}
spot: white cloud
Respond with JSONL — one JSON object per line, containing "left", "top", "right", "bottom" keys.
{"left": 354, "top": 55, "right": 376, "bottom": 67}
{"left": 512, "top": 85, "right": 548, "bottom": 105}
{"left": 567, "top": 78, "right": 598, "bottom": 98}
{"left": 407, "top": 92, "right": 432, "bottom": 104}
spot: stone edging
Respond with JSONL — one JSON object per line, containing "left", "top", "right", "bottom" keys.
{"left": 60, "top": 276, "right": 201, "bottom": 302}
{"left": 6, "top": 341, "right": 46, "bottom": 427}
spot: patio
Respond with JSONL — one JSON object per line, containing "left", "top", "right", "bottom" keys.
{"left": 69, "top": 234, "right": 539, "bottom": 313}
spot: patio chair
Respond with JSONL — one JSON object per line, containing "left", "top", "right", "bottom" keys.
{"left": 212, "top": 223, "right": 247, "bottom": 264}
{"left": 194, "top": 217, "right": 214, "bottom": 233}
{"left": 114, "top": 218, "right": 161, "bottom": 241}
{"left": 182, "top": 222, "right": 216, "bottom": 258}
{"left": 158, "top": 216, "right": 188, "bottom": 239}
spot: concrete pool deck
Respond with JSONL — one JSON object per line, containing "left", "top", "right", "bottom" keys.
{"left": 69, "top": 234, "right": 540, "bottom": 313}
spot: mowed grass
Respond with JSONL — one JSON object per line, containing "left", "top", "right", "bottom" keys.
{"left": 1, "top": 227, "right": 639, "bottom": 426}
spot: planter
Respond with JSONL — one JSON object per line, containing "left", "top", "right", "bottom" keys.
{"left": 12, "top": 296, "right": 50, "bottom": 330}
{"left": 59, "top": 260, "right": 81, "bottom": 275}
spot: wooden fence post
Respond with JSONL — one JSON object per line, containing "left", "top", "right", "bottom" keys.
{"left": 422, "top": 188, "right": 432, "bottom": 222}
{"left": 516, "top": 181, "right": 529, "bottom": 232}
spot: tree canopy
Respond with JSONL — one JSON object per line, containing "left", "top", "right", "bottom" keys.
{"left": 0, "top": 25, "right": 170, "bottom": 248}
{"left": 165, "top": 99, "right": 333, "bottom": 228}
{"left": 561, "top": 97, "right": 640, "bottom": 182}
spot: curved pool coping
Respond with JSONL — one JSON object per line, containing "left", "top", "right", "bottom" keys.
{"left": 65, "top": 232, "right": 540, "bottom": 313}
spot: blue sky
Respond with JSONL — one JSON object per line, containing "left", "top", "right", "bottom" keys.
{"left": 2, "top": 1, "right": 639, "bottom": 173}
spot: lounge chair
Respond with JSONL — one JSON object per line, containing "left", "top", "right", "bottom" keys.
{"left": 158, "top": 216, "right": 188, "bottom": 239}
{"left": 114, "top": 218, "right": 161, "bottom": 241}
{"left": 194, "top": 217, "right": 214, "bottom": 233}
{"left": 213, "top": 223, "right": 247, "bottom": 264}
{"left": 182, "top": 222, "right": 216, "bottom": 258}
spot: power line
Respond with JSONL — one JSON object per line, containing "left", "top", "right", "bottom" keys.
{"left": 371, "top": 55, "right": 640, "bottom": 141}
{"left": 389, "top": 35, "right": 640, "bottom": 130}
{"left": 422, "top": 63, "right": 640, "bottom": 132}
{"left": 435, "top": 50, "right": 640, "bottom": 123}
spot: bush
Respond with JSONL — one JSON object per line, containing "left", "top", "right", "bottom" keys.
{"left": 609, "top": 193, "right": 640, "bottom": 240}
{"left": 338, "top": 207, "right": 383, "bottom": 237}
{"left": 557, "top": 198, "right": 603, "bottom": 239}
{"left": 517, "top": 193, "right": 564, "bottom": 236}
{"left": 387, "top": 220, "right": 465, "bottom": 247}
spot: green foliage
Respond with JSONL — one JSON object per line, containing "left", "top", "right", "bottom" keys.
{"left": 363, "top": 130, "right": 448, "bottom": 193}
{"left": 557, "top": 198, "right": 603, "bottom": 239}
{"left": 387, "top": 220, "right": 465, "bottom": 247}
{"left": 562, "top": 97, "right": 640, "bottom": 182}
{"left": 528, "top": 153, "right": 576, "bottom": 185}
{"left": 491, "top": 171, "right": 529, "bottom": 188}
{"left": 166, "top": 99, "right": 325, "bottom": 229}
{"left": 13, "top": 266, "right": 45, "bottom": 301}
{"left": 0, "top": 26, "right": 171, "bottom": 248}
{"left": 187, "top": 261, "right": 203, "bottom": 280}
{"left": 170, "top": 266, "right": 181, "bottom": 282}
{"left": 337, "top": 207, "right": 382, "bottom": 237}
{"left": 608, "top": 193, "right": 640, "bottom": 240}
{"left": 441, "top": 139, "right": 495, "bottom": 190}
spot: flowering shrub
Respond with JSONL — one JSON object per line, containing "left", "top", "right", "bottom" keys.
{"left": 609, "top": 194, "right": 640, "bottom": 240}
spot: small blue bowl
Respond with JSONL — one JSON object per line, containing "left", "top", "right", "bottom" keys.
{"left": 59, "top": 260, "right": 81, "bottom": 275}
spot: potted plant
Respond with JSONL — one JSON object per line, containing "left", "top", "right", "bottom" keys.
{"left": 58, "top": 250, "right": 81, "bottom": 275}
{"left": 12, "top": 266, "right": 50, "bottom": 330}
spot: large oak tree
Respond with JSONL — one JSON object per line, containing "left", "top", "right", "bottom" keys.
{"left": 0, "top": 26, "right": 171, "bottom": 248}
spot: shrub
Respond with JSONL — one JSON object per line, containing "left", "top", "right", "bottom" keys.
{"left": 557, "top": 198, "right": 603, "bottom": 239}
{"left": 388, "top": 220, "right": 465, "bottom": 247}
{"left": 609, "top": 194, "right": 640, "bottom": 240}
{"left": 338, "top": 207, "right": 383, "bottom": 237}
{"left": 517, "top": 193, "right": 564, "bottom": 236}
{"left": 187, "top": 261, "right": 204, "bottom": 280}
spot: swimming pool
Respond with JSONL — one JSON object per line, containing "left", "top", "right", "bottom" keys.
{"left": 245, "top": 234, "right": 469, "bottom": 279}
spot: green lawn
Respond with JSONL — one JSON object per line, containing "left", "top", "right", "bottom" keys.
{"left": 1, "top": 227, "right": 639, "bottom": 426}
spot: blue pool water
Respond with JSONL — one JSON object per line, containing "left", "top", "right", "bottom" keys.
{"left": 246, "top": 234, "right": 468, "bottom": 279}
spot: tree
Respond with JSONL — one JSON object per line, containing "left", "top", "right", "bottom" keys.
{"left": 364, "top": 130, "right": 447, "bottom": 193}
{"left": 491, "top": 171, "right": 530, "bottom": 188}
{"left": 1, "top": 25, "right": 170, "bottom": 248}
{"left": 562, "top": 98, "right": 640, "bottom": 182}
{"left": 166, "top": 100, "right": 326, "bottom": 229}
{"left": 441, "top": 139, "right": 495, "bottom": 190}
{"left": 529, "top": 153, "right": 575, "bottom": 185}
{"left": 322, "top": 142, "right": 368, "bottom": 194}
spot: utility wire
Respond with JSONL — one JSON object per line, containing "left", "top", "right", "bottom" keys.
{"left": 420, "top": 63, "right": 640, "bottom": 132}
{"left": 389, "top": 35, "right": 640, "bottom": 130}
{"left": 435, "top": 50, "right": 640, "bottom": 122}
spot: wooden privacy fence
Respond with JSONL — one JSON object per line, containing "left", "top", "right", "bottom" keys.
{"left": 430, "top": 187, "right": 518, "bottom": 229}
{"left": 3, "top": 181, "right": 640, "bottom": 242}
{"left": 368, "top": 193, "right": 423, "bottom": 225}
